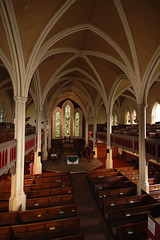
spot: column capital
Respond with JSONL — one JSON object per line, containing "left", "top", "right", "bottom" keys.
{"left": 14, "top": 96, "right": 28, "bottom": 103}
{"left": 107, "top": 112, "right": 112, "bottom": 118}
{"left": 35, "top": 109, "right": 42, "bottom": 114}
{"left": 138, "top": 104, "right": 148, "bottom": 109}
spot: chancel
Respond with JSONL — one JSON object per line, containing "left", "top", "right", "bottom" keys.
{"left": 0, "top": 1, "right": 160, "bottom": 239}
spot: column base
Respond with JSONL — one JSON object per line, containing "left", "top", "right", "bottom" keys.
{"left": 9, "top": 192, "right": 26, "bottom": 211}
{"left": 106, "top": 157, "right": 113, "bottom": 168}
{"left": 93, "top": 147, "right": 97, "bottom": 158}
{"left": 106, "top": 149, "right": 113, "bottom": 169}
{"left": 137, "top": 180, "right": 149, "bottom": 195}
{"left": 42, "top": 151, "right": 48, "bottom": 160}
{"left": 33, "top": 161, "right": 42, "bottom": 174}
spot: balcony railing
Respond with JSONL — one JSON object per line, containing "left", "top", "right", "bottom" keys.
{"left": 0, "top": 134, "right": 39, "bottom": 177}
{"left": 111, "top": 133, "right": 139, "bottom": 154}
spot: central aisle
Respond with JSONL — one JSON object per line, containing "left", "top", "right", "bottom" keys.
{"left": 71, "top": 173, "right": 114, "bottom": 240}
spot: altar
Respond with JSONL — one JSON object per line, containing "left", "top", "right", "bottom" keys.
{"left": 67, "top": 155, "right": 79, "bottom": 164}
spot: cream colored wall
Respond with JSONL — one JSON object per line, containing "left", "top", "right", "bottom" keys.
{"left": 97, "top": 106, "right": 106, "bottom": 124}
{"left": 26, "top": 102, "right": 45, "bottom": 129}
{"left": 88, "top": 111, "right": 93, "bottom": 125}
{"left": 147, "top": 83, "right": 160, "bottom": 124}
{"left": 0, "top": 91, "right": 13, "bottom": 122}
{"left": 26, "top": 103, "right": 36, "bottom": 126}
{"left": 119, "top": 98, "right": 138, "bottom": 124}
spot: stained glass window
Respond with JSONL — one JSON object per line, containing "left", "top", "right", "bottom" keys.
{"left": 65, "top": 105, "right": 70, "bottom": 137}
{"left": 0, "top": 105, "right": 4, "bottom": 123}
{"left": 55, "top": 112, "right": 60, "bottom": 137}
{"left": 75, "top": 112, "right": 79, "bottom": 137}
{"left": 127, "top": 111, "right": 131, "bottom": 124}
{"left": 133, "top": 110, "right": 137, "bottom": 124}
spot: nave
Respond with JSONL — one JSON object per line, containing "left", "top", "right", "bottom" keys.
{"left": 1, "top": 152, "right": 160, "bottom": 239}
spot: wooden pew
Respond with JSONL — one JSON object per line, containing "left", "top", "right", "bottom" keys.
{"left": 55, "top": 234, "right": 84, "bottom": 240}
{"left": 118, "top": 169, "right": 139, "bottom": 176}
{"left": 0, "top": 226, "right": 10, "bottom": 240}
{"left": 34, "top": 175, "right": 71, "bottom": 184}
{"left": 0, "top": 204, "right": 77, "bottom": 226}
{"left": 112, "top": 220, "right": 147, "bottom": 240}
{"left": 107, "top": 201, "right": 160, "bottom": 239}
{"left": 115, "top": 166, "right": 136, "bottom": 171}
{"left": 0, "top": 194, "right": 75, "bottom": 213}
{"left": 107, "top": 202, "right": 160, "bottom": 223}
{"left": 103, "top": 194, "right": 156, "bottom": 212}
{"left": 0, "top": 186, "right": 73, "bottom": 202}
{"left": 0, "top": 201, "right": 9, "bottom": 212}
{"left": 12, "top": 217, "right": 80, "bottom": 240}
{"left": 93, "top": 180, "right": 135, "bottom": 195}
{"left": 2, "top": 175, "right": 71, "bottom": 187}
{"left": 149, "top": 192, "right": 160, "bottom": 201}
{"left": 0, "top": 217, "right": 81, "bottom": 240}
{"left": 19, "top": 204, "right": 77, "bottom": 224}
{"left": 26, "top": 186, "right": 73, "bottom": 199}
{"left": 98, "top": 186, "right": 137, "bottom": 208}
{"left": 24, "top": 180, "right": 72, "bottom": 192}
{"left": 124, "top": 174, "right": 139, "bottom": 181}
{"left": 149, "top": 183, "right": 160, "bottom": 191}
{"left": 24, "top": 171, "right": 70, "bottom": 179}
{"left": 88, "top": 171, "right": 120, "bottom": 188}
{"left": 0, "top": 192, "right": 10, "bottom": 202}
{"left": 26, "top": 194, "right": 75, "bottom": 210}
{"left": 86, "top": 168, "right": 115, "bottom": 176}
{"left": 103, "top": 194, "right": 158, "bottom": 221}
{"left": 0, "top": 180, "right": 72, "bottom": 194}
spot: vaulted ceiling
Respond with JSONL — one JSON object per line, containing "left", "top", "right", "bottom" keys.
{"left": 0, "top": 0, "right": 160, "bottom": 116}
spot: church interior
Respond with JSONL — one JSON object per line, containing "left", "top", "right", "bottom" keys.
{"left": 0, "top": 0, "right": 160, "bottom": 239}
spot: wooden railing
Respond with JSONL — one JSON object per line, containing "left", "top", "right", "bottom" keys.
{"left": 96, "top": 132, "right": 160, "bottom": 163}
{"left": 0, "top": 133, "right": 45, "bottom": 177}
{"left": 111, "top": 133, "right": 139, "bottom": 154}
{"left": 146, "top": 138, "right": 160, "bottom": 162}
{"left": 0, "top": 139, "right": 16, "bottom": 176}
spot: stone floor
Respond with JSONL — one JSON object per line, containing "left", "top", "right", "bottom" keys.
{"left": 43, "top": 157, "right": 103, "bottom": 173}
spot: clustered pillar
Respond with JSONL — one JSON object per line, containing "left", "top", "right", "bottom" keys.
{"left": 9, "top": 96, "right": 27, "bottom": 211}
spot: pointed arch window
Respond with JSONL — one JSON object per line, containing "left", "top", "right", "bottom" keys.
{"left": 55, "top": 112, "right": 60, "bottom": 137}
{"left": 152, "top": 102, "right": 160, "bottom": 124}
{"left": 133, "top": 110, "right": 137, "bottom": 124}
{"left": 112, "top": 114, "right": 118, "bottom": 126}
{"left": 0, "top": 104, "right": 5, "bottom": 123}
{"left": 75, "top": 112, "right": 79, "bottom": 137}
{"left": 115, "top": 114, "right": 118, "bottom": 125}
{"left": 127, "top": 111, "right": 131, "bottom": 124}
{"left": 65, "top": 105, "right": 70, "bottom": 137}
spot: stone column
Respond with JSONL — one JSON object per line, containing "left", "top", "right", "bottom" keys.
{"left": 106, "top": 113, "right": 113, "bottom": 168}
{"left": 42, "top": 115, "right": 48, "bottom": 160}
{"left": 93, "top": 117, "right": 97, "bottom": 157}
{"left": 9, "top": 96, "right": 27, "bottom": 211}
{"left": 48, "top": 117, "right": 52, "bottom": 148}
{"left": 85, "top": 118, "right": 89, "bottom": 146}
{"left": 137, "top": 104, "right": 149, "bottom": 194}
{"left": 33, "top": 110, "right": 42, "bottom": 174}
